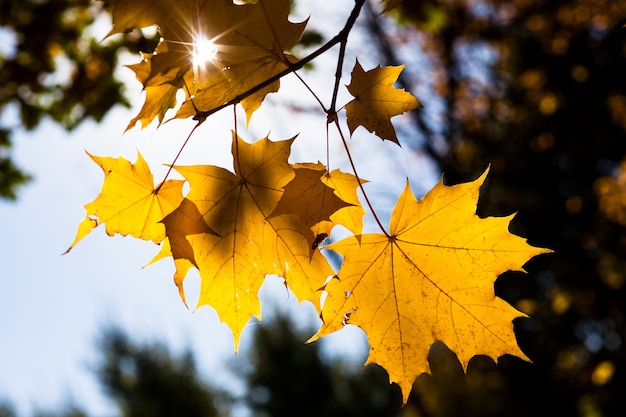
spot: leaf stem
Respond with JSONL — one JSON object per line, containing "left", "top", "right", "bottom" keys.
{"left": 332, "top": 118, "right": 389, "bottom": 237}
{"left": 233, "top": 104, "right": 243, "bottom": 176}
{"left": 292, "top": 71, "right": 327, "bottom": 111}
{"left": 155, "top": 118, "right": 205, "bottom": 192}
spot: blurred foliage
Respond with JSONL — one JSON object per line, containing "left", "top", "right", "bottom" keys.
{"left": 31, "top": 408, "right": 88, "bottom": 417}
{"left": 0, "top": 403, "right": 17, "bottom": 417}
{"left": 370, "top": 0, "right": 626, "bottom": 415}
{"left": 0, "top": 327, "right": 227, "bottom": 417}
{"left": 0, "top": 0, "right": 158, "bottom": 200}
{"left": 242, "top": 313, "right": 402, "bottom": 417}
{"left": 96, "top": 328, "right": 227, "bottom": 417}
{"left": 595, "top": 159, "right": 626, "bottom": 226}
{"left": 0, "top": 314, "right": 404, "bottom": 417}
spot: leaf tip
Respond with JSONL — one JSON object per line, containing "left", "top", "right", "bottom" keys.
{"left": 64, "top": 217, "right": 99, "bottom": 255}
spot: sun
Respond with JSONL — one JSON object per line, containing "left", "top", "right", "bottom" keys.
{"left": 192, "top": 35, "right": 218, "bottom": 67}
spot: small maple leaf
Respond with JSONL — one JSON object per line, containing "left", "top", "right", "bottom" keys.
{"left": 312, "top": 167, "right": 368, "bottom": 240}
{"left": 345, "top": 59, "right": 420, "bottom": 144}
{"left": 270, "top": 162, "right": 354, "bottom": 250}
{"left": 124, "top": 53, "right": 181, "bottom": 130}
{"left": 65, "top": 152, "right": 186, "bottom": 253}
{"left": 311, "top": 169, "right": 551, "bottom": 403}
{"left": 164, "top": 133, "right": 334, "bottom": 348}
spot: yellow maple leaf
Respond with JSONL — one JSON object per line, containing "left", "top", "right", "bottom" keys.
{"left": 107, "top": 0, "right": 306, "bottom": 128}
{"left": 127, "top": 81, "right": 180, "bottom": 130}
{"left": 175, "top": 56, "right": 293, "bottom": 125}
{"left": 270, "top": 162, "right": 355, "bottom": 250}
{"left": 124, "top": 51, "right": 181, "bottom": 130}
{"left": 148, "top": 198, "right": 216, "bottom": 306}
{"left": 345, "top": 59, "right": 420, "bottom": 144}
{"left": 313, "top": 167, "right": 368, "bottom": 241}
{"left": 311, "top": 169, "right": 551, "bottom": 403}
{"left": 65, "top": 152, "right": 186, "bottom": 253}
{"left": 164, "top": 133, "right": 334, "bottom": 348}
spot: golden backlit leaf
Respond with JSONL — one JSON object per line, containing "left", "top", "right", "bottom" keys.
{"left": 270, "top": 162, "right": 354, "bottom": 249}
{"left": 311, "top": 169, "right": 551, "bottom": 403}
{"left": 345, "top": 59, "right": 420, "bottom": 144}
{"left": 107, "top": 0, "right": 306, "bottom": 127}
{"left": 152, "top": 197, "right": 217, "bottom": 305}
{"left": 65, "top": 152, "right": 185, "bottom": 253}
{"left": 127, "top": 82, "right": 180, "bottom": 130}
{"left": 106, "top": 0, "right": 174, "bottom": 38}
{"left": 313, "top": 167, "right": 367, "bottom": 240}
{"left": 165, "top": 133, "right": 333, "bottom": 347}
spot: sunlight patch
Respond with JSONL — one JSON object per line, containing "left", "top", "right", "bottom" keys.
{"left": 192, "top": 34, "right": 218, "bottom": 67}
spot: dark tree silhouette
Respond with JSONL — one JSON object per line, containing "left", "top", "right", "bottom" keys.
{"left": 96, "top": 328, "right": 227, "bottom": 417}
{"left": 2, "top": 315, "right": 406, "bottom": 417}
{"left": 0, "top": 403, "right": 17, "bottom": 417}
{"left": 241, "top": 312, "right": 403, "bottom": 417}
{"left": 0, "top": 328, "right": 226, "bottom": 417}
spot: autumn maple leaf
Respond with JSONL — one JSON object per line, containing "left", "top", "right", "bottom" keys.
{"left": 124, "top": 49, "right": 182, "bottom": 130}
{"left": 311, "top": 169, "right": 551, "bottom": 403}
{"left": 313, "top": 167, "right": 368, "bottom": 240}
{"left": 65, "top": 152, "right": 187, "bottom": 253}
{"left": 345, "top": 59, "right": 420, "bottom": 144}
{"left": 163, "top": 133, "right": 335, "bottom": 348}
{"left": 270, "top": 162, "right": 355, "bottom": 250}
{"left": 106, "top": 0, "right": 306, "bottom": 128}
{"left": 175, "top": 0, "right": 305, "bottom": 123}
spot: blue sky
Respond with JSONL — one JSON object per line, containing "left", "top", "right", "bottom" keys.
{"left": 0, "top": 2, "right": 440, "bottom": 415}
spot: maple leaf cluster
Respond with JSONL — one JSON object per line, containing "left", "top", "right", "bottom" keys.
{"left": 67, "top": 0, "right": 550, "bottom": 403}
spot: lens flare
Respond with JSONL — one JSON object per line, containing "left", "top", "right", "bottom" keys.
{"left": 192, "top": 35, "right": 218, "bottom": 67}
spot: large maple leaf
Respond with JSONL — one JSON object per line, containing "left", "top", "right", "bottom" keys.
{"left": 106, "top": 0, "right": 306, "bottom": 128}
{"left": 311, "top": 169, "right": 551, "bottom": 403}
{"left": 163, "top": 133, "right": 335, "bottom": 347}
{"left": 345, "top": 59, "right": 420, "bottom": 144}
{"left": 65, "top": 152, "right": 187, "bottom": 253}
